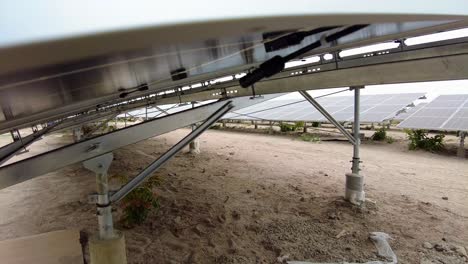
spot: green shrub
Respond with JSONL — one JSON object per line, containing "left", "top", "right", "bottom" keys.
{"left": 300, "top": 134, "right": 320, "bottom": 143}
{"left": 294, "top": 121, "right": 305, "bottom": 129}
{"left": 405, "top": 129, "right": 445, "bottom": 152}
{"left": 279, "top": 123, "right": 296, "bottom": 132}
{"left": 371, "top": 127, "right": 387, "bottom": 141}
{"left": 209, "top": 124, "right": 221, "bottom": 130}
{"left": 386, "top": 136, "right": 394, "bottom": 144}
{"left": 312, "top": 122, "right": 320, "bottom": 127}
{"left": 119, "top": 177, "right": 161, "bottom": 228}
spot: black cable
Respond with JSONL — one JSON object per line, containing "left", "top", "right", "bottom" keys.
{"left": 265, "top": 26, "right": 340, "bottom": 52}
{"left": 239, "top": 25, "right": 368, "bottom": 88}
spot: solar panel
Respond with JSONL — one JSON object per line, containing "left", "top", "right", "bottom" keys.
{"left": 125, "top": 94, "right": 283, "bottom": 119}
{"left": 0, "top": 6, "right": 465, "bottom": 134}
{"left": 393, "top": 103, "right": 427, "bottom": 121}
{"left": 224, "top": 93, "right": 424, "bottom": 123}
{"left": 398, "top": 94, "right": 468, "bottom": 131}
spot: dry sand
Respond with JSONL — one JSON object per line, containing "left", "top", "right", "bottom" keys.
{"left": 0, "top": 128, "right": 467, "bottom": 263}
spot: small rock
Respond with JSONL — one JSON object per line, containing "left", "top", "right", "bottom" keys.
{"left": 328, "top": 212, "right": 338, "bottom": 220}
{"left": 246, "top": 189, "right": 252, "bottom": 194}
{"left": 434, "top": 243, "right": 449, "bottom": 252}
{"left": 168, "top": 172, "right": 177, "bottom": 177}
{"left": 187, "top": 251, "right": 200, "bottom": 264}
{"left": 324, "top": 173, "right": 329, "bottom": 176}
{"left": 173, "top": 216, "right": 182, "bottom": 226}
{"left": 336, "top": 229, "right": 348, "bottom": 239}
{"left": 192, "top": 224, "right": 204, "bottom": 236}
{"left": 420, "top": 259, "right": 437, "bottom": 264}
{"left": 228, "top": 238, "right": 239, "bottom": 253}
{"left": 204, "top": 218, "right": 216, "bottom": 228}
{"left": 232, "top": 210, "right": 241, "bottom": 220}
{"left": 452, "top": 245, "right": 467, "bottom": 257}
{"left": 201, "top": 168, "right": 206, "bottom": 173}
{"left": 277, "top": 254, "right": 289, "bottom": 263}
{"left": 229, "top": 152, "right": 235, "bottom": 155}
{"left": 217, "top": 214, "right": 226, "bottom": 223}
{"left": 442, "top": 196, "right": 448, "bottom": 200}
{"left": 423, "top": 242, "right": 433, "bottom": 249}
{"left": 207, "top": 237, "right": 216, "bottom": 248}
{"left": 300, "top": 197, "right": 305, "bottom": 202}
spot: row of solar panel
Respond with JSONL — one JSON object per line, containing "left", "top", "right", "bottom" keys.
{"left": 222, "top": 93, "right": 425, "bottom": 123}
{"left": 398, "top": 95, "right": 468, "bottom": 131}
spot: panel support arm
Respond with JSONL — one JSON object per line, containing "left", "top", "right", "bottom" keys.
{"left": 110, "top": 100, "right": 233, "bottom": 202}
{"left": 299, "top": 90, "right": 356, "bottom": 145}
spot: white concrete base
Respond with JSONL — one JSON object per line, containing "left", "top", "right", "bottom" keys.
{"left": 89, "top": 230, "right": 127, "bottom": 264}
{"left": 345, "top": 173, "right": 365, "bottom": 205}
{"left": 189, "top": 140, "right": 200, "bottom": 154}
{"left": 72, "top": 127, "right": 83, "bottom": 142}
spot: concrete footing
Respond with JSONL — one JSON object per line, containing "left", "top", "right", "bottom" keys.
{"left": 189, "top": 140, "right": 200, "bottom": 154}
{"left": 345, "top": 173, "right": 365, "bottom": 205}
{"left": 458, "top": 132, "right": 466, "bottom": 158}
{"left": 72, "top": 127, "right": 83, "bottom": 142}
{"left": 89, "top": 230, "right": 127, "bottom": 264}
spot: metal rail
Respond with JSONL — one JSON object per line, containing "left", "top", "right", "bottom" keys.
{"left": 299, "top": 90, "right": 356, "bottom": 145}
{"left": 0, "top": 101, "right": 231, "bottom": 190}
{"left": 111, "top": 100, "right": 233, "bottom": 202}
{"left": 0, "top": 123, "right": 57, "bottom": 166}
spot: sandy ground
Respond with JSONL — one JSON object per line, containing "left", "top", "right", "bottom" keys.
{"left": 0, "top": 128, "right": 467, "bottom": 263}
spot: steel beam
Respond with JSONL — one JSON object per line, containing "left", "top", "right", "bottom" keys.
{"left": 351, "top": 87, "right": 362, "bottom": 174}
{"left": 83, "top": 153, "right": 115, "bottom": 239}
{"left": 299, "top": 90, "right": 356, "bottom": 145}
{"left": 84, "top": 114, "right": 118, "bottom": 139}
{"left": 0, "top": 123, "right": 57, "bottom": 166}
{"left": 0, "top": 100, "right": 232, "bottom": 190}
{"left": 346, "top": 86, "right": 365, "bottom": 205}
{"left": 110, "top": 101, "right": 232, "bottom": 202}
{"left": 154, "top": 42, "right": 468, "bottom": 105}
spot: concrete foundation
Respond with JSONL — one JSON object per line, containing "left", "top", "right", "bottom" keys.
{"left": 72, "top": 127, "right": 83, "bottom": 142}
{"left": 89, "top": 230, "right": 127, "bottom": 264}
{"left": 189, "top": 140, "right": 200, "bottom": 154}
{"left": 457, "top": 132, "right": 466, "bottom": 158}
{"left": 189, "top": 124, "right": 200, "bottom": 154}
{"left": 345, "top": 173, "right": 365, "bottom": 205}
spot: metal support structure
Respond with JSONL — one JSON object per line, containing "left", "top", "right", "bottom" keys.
{"left": 145, "top": 106, "right": 148, "bottom": 121}
{"left": 0, "top": 100, "right": 234, "bottom": 190}
{"left": 84, "top": 115, "right": 118, "bottom": 139}
{"left": 83, "top": 153, "right": 115, "bottom": 240}
{"left": 0, "top": 124, "right": 56, "bottom": 166}
{"left": 346, "top": 86, "right": 365, "bottom": 205}
{"left": 110, "top": 100, "right": 233, "bottom": 202}
{"left": 299, "top": 90, "right": 356, "bottom": 145}
{"left": 458, "top": 131, "right": 466, "bottom": 158}
{"left": 154, "top": 106, "right": 169, "bottom": 116}
{"left": 72, "top": 126, "right": 83, "bottom": 142}
{"left": 351, "top": 87, "right": 362, "bottom": 174}
{"left": 189, "top": 102, "right": 201, "bottom": 154}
